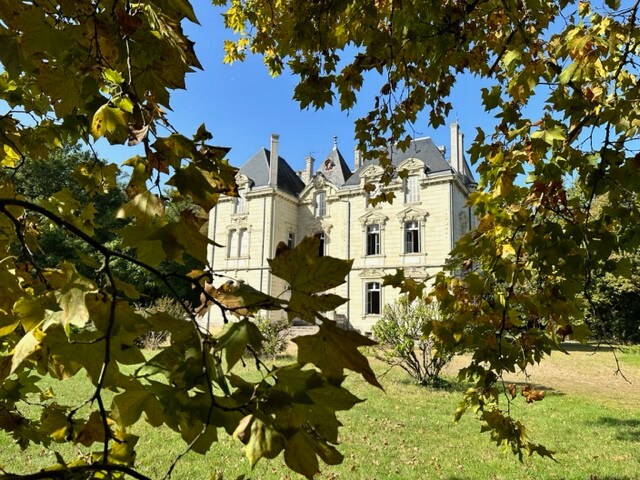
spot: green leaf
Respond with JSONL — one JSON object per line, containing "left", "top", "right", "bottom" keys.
{"left": 234, "top": 414, "right": 285, "bottom": 467}
{"left": 91, "top": 104, "right": 128, "bottom": 141}
{"left": 11, "top": 328, "right": 45, "bottom": 374}
{"left": 293, "top": 320, "right": 382, "bottom": 389}
{"left": 214, "top": 319, "right": 263, "bottom": 371}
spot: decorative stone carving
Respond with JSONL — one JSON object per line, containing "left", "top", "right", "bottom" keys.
{"left": 358, "top": 210, "right": 389, "bottom": 229}
{"left": 396, "top": 206, "right": 429, "bottom": 224}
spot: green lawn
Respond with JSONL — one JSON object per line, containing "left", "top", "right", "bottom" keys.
{"left": 1, "top": 346, "right": 638, "bottom": 480}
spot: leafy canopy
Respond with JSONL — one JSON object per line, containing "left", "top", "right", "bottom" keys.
{"left": 0, "top": 2, "right": 381, "bottom": 479}
{"left": 219, "top": 0, "right": 640, "bottom": 458}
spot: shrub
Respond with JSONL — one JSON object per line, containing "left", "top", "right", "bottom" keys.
{"left": 253, "top": 314, "right": 290, "bottom": 358}
{"left": 136, "top": 296, "right": 189, "bottom": 350}
{"left": 372, "top": 296, "right": 452, "bottom": 387}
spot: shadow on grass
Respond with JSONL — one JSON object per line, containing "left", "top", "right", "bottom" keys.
{"left": 595, "top": 417, "right": 640, "bottom": 442}
{"left": 560, "top": 342, "right": 615, "bottom": 353}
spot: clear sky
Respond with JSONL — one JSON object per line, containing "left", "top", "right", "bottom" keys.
{"left": 96, "top": 0, "right": 497, "bottom": 175}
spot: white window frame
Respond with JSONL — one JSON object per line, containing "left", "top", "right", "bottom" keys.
{"left": 238, "top": 228, "right": 248, "bottom": 257}
{"left": 366, "top": 224, "right": 381, "bottom": 256}
{"left": 404, "top": 175, "right": 420, "bottom": 203}
{"left": 233, "top": 190, "right": 245, "bottom": 214}
{"left": 365, "top": 282, "right": 381, "bottom": 315}
{"left": 404, "top": 220, "right": 420, "bottom": 253}
{"left": 228, "top": 229, "right": 238, "bottom": 258}
{"left": 287, "top": 232, "right": 296, "bottom": 249}
{"left": 315, "top": 191, "right": 326, "bottom": 217}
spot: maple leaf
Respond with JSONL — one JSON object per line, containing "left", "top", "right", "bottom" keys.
{"left": 293, "top": 320, "right": 382, "bottom": 389}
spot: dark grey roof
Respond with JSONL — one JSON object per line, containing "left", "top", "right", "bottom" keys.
{"left": 344, "top": 137, "right": 452, "bottom": 186}
{"left": 317, "top": 147, "right": 352, "bottom": 186}
{"left": 239, "top": 148, "right": 305, "bottom": 196}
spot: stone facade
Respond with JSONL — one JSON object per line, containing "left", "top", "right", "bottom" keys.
{"left": 205, "top": 124, "right": 476, "bottom": 334}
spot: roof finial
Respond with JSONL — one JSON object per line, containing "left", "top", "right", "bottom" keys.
{"left": 333, "top": 134, "right": 338, "bottom": 150}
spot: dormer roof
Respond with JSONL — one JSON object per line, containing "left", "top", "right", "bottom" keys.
{"left": 239, "top": 148, "right": 305, "bottom": 196}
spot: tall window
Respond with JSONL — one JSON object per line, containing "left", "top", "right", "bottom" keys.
{"left": 366, "top": 224, "right": 380, "bottom": 256}
{"left": 228, "top": 228, "right": 248, "bottom": 257}
{"left": 365, "top": 282, "right": 381, "bottom": 315}
{"left": 404, "top": 220, "right": 420, "bottom": 253}
{"left": 315, "top": 232, "right": 325, "bottom": 257}
{"left": 404, "top": 175, "right": 419, "bottom": 203}
{"left": 238, "top": 228, "right": 248, "bottom": 257}
{"left": 233, "top": 191, "right": 245, "bottom": 214}
{"left": 287, "top": 232, "right": 296, "bottom": 249}
{"left": 315, "top": 192, "right": 326, "bottom": 217}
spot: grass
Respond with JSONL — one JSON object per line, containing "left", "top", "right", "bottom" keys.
{"left": 1, "top": 345, "right": 639, "bottom": 480}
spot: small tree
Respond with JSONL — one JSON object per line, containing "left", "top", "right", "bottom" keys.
{"left": 253, "top": 314, "right": 291, "bottom": 358}
{"left": 372, "top": 296, "right": 452, "bottom": 387}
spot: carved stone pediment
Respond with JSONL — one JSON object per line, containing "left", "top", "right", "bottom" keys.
{"left": 360, "top": 268, "right": 385, "bottom": 278}
{"left": 360, "top": 165, "right": 383, "bottom": 179}
{"left": 397, "top": 206, "right": 428, "bottom": 224}
{"left": 397, "top": 157, "right": 425, "bottom": 173}
{"left": 358, "top": 210, "right": 389, "bottom": 228}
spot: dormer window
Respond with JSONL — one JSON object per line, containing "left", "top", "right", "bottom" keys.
{"left": 314, "top": 191, "right": 326, "bottom": 217}
{"left": 404, "top": 175, "right": 419, "bottom": 203}
{"left": 233, "top": 190, "right": 245, "bottom": 214}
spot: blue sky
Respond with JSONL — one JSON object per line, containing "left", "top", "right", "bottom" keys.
{"left": 97, "top": 0, "right": 497, "bottom": 174}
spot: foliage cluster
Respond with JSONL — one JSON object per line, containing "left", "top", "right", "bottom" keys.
{"left": 0, "top": 3, "right": 381, "bottom": 479}
{"left": 252, "top": 315, "right": 290, "bottom": 359}
{"left": 3, "top": 0, "right": 640, "bottom": 478}
{"left": 372, "top": 296, "right": 452, "bottom": 387}
{"left": 586, "top": 251, "right": 640, "bottom": 344}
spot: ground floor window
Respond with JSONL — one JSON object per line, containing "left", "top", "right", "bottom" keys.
{"left": 365, "top": 282, "right": 381, "bottom": 315}
{"left": 315, "top": 232, "right": 325, "bottom": 256}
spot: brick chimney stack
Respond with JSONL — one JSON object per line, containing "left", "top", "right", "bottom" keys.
{"left": 269, "top": 133, "right": 279, "bottom": 187}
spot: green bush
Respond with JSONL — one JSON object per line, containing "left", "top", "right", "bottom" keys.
{"left": 586, "top": 252, "right": 640, "bottom": 344}
{"left": 372, "top": 296, "right": 452, "bottom": 387}
{"left": 253, "top": 314, "right": 290, "bottom": 358}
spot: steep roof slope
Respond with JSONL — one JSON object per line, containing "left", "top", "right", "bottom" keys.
{"left": 344, "top": 137, "right": 452, "bottom": 186}
{"left": 318, "top": 147, "right": 352, "bottom": 186}
{"left": 239, "top": 148, "right": 305, "bottom": 196}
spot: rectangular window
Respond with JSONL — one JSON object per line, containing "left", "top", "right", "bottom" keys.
{"left": 365, "top": 282, "right": 381, "bottom": 315}
{"left": 287, "top": 232, "right": 296, "bottom": 249}
{"left": 404, "top": 220, "right": 420, "bottom": 253}
{"left": 404, "top": 175, "right": 419, "bottom": 203}
{"left": 315, "top": 192, "right": 326, "bottom": 217}
{"left": 228, "top": 229, "right": 238, "bottom": 258}
{"left": 233, "top": 191, "right": 245, "bottom": 214}
{"left": 315, "top": 232, "right": 325, "bottom": 257}
{"left": 238, "top": 228, "right": 248, "bottom": 257}
{"left": 366, "top": 224, "right": 380, "bottom": 256}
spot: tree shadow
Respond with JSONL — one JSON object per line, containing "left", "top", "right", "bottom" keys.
{"left": 595, "top": 416, "right": 640, "bottom": 442}
{"left": 560, "top": 342, "right": 615, "bottom": 353}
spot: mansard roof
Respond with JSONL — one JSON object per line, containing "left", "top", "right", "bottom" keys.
{"left": 344, "top": 137, "right": 452, "bottom": 186}
{"left": 318, "top": 147, "right": 352, "bottom": 186}
{"left": 239, "top": 148, "right": 305, "bottom": 196}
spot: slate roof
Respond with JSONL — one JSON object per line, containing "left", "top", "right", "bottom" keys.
{"left": 344, "top": 137, "right": 453, "bottom": 186}
{"left": 239, "top": 148, "right": 305, "bottom": 196}
{"left": 318, "top": 147, "right": 353, "bottom": 186}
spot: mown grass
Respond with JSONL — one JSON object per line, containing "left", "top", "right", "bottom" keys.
{"left": 1, "top": 346, "right": 638, "bottom": 480}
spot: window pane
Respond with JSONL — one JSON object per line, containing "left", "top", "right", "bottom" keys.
{"left": 234, "top": 192, "right": 245, "bottom": 214}
{"left": 315, "top": 232, "right": 325, "bottom": 256}
{"left": 366, "top": 282, "right": 381, "bottom": 315}
{"left": 404, "top": 221, "right": 420, "bottom": 253}
{"left": 315, "top": 192, "right": 326, "bottom": 217}
{"left": 238, "top": 229, "right": 248, "bottom": 257}
{"left": 366, "top": 224, "right": 380, "bottom": 255}
{"left": 404, "top": 175, "right": 419, "bottom": 203}
{"left": 228, "top": 230, "right": 238, "bottom": 258}
{"left": 287, "top": 232, "right": 295, "bottom": 249}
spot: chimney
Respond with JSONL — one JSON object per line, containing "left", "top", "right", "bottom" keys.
{"left": 450, "top": 123, "right": 463, "bottom": 174}
{"left": 269, "top": 133, "right": 279, "bottom": 187}
{"left": 457, "top": 128, "right": 465, "bottom": 175}
{"left": 354, "top": 148, "right": 363, "bottom": 170}
{"left": 303, "top": 155, "right": 314, "bottom": 184}
{"left": 438, "top": 145, "right": 446, "bottom": 157}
